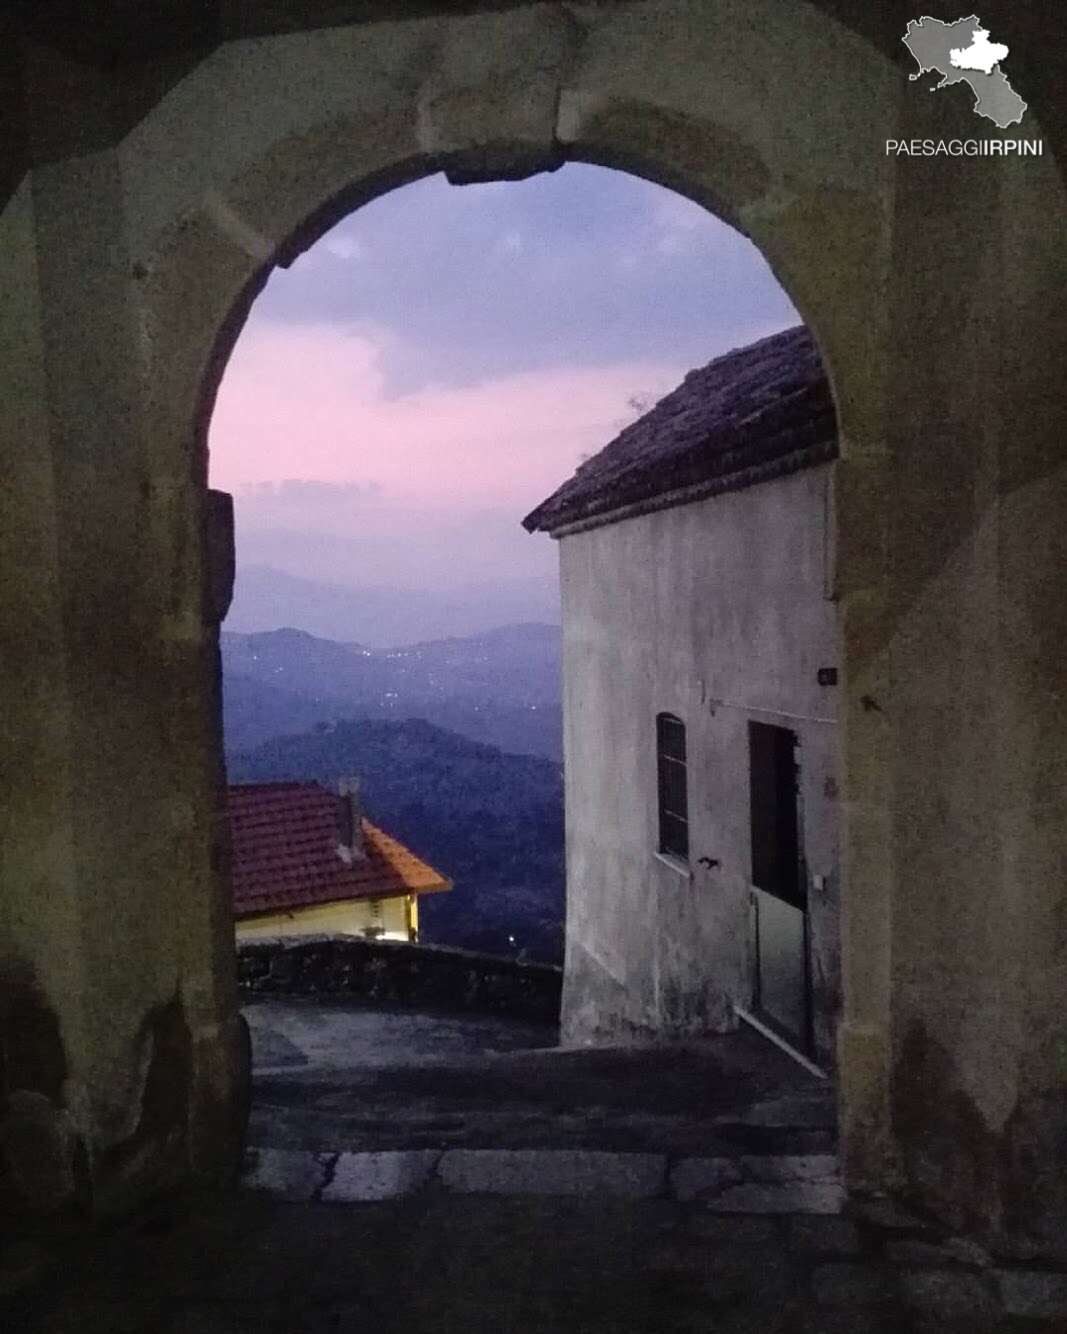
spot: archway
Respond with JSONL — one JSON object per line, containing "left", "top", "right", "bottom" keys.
{"left": 209, "top": 158, "right": 842, "bottom": 1169}
{"left": 139, "top": 4, "right": 892, "bottom": 1206}
{"left": 2, "top": 1, "right": 1064, "bottom": 1242}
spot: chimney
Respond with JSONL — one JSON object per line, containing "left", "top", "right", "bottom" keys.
{"left": 337, "top": 777, "right": 366, "bottom": 861}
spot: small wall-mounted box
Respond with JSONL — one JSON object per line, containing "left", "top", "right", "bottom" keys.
{"left": 817, "top": 667, "right": 838, "bottom": 686}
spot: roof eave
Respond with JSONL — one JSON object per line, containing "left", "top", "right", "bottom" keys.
{"left": 533, "top": 439, "right": 838, "bottom": 539}
{"left": 235, "top": 878, "right": 449, "bottom": 919}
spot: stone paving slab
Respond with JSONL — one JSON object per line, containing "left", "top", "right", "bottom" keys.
{"left": 785, "top": 1215, "right": 863, "bottom": 1257}
{"left": 322, "top": 1150, "right": 441, "bottom": 1203}
{"left": 698, "top": 1180, "right": 846, "bottom": 1215}
{"left": 811, "top": 1260, "right": 897, "bottom": 1308}
{"left": 241, "top": 1147, "right": 328, "bottom": 1200}
{"left": 438, "top": 1147, "right": 667, "bottom": 1197}
{"left": 993, "top": 1268, "right": 1067, "bottom": 1320}
{"left": 898, "top": 1267, "right": 1000, "bottom": 1320}
{"left": 242, "top": 1144, "right": 847, "bottom": 1209}
{"left": 743, "top": 1153, "right": 839, "bottom": 1181}
{"left": 670, "top": 1154, "right": 844, "bottom": 1213}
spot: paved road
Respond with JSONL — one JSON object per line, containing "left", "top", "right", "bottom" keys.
{"left": 244, "top": 999, "right": 835, "bottom": 1156}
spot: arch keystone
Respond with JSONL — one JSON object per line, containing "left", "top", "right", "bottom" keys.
{"left": 416, "top": 5, "right": 582, "bottom": 180}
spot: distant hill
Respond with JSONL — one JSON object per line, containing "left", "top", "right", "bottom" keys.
{"left": 222, "top": 674, "right": 352, "bottom": 756}
{"left": 228, "top": 718, "right": 564, "bottom": 961}
{"left": 221, "top": 623, "right": 562, "bottom": 760}
{"left": 225, "top": 565, "right": 560, "bottom": 647}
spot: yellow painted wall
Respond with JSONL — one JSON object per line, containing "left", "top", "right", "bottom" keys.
{"left": 236, "top": 894, "right": 414, "bottom": 941}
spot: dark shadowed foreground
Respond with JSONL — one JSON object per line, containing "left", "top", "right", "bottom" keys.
{"left": 4, "top": 1004, "right": 1065, "bottom": 1331}
{"left": 6, "top": 1188, "right": 1066, "bottom": 1333}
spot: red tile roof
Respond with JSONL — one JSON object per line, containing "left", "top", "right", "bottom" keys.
{"left": 227, "top": 782, "right": 451, "bottom": 918}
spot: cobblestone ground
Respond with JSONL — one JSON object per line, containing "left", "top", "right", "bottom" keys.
{"left": 4, "top": 1187, "right": 1067, "bottom": 1333}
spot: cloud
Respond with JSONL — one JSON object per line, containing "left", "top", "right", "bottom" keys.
{"left": 208, "top": 163, "right": 801, "bottom": 598}
{"left": 322, "top": 233, "right": 363, "bottom": 261}
{"left": 654, "top": 190, "right": 708, "bottom": 234}
{"left": 208, "top": 322, "right": 688, "bottom": 510}
{"left": 496, "top": 230, "right": 525, "bottom": 256}
{"left": 252, "top": 163, "right": 800, "bottom": 394}
{"left": 232, "top": 495, "right": 561, "bottom": 590}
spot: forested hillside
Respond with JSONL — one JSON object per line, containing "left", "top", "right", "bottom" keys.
{"left": 222, "top": 623, "right": 562, "bottom": 760}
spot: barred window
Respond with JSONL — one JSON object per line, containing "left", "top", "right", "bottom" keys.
{"left": 656, "top": 712, "right": 689, "bottom": 861}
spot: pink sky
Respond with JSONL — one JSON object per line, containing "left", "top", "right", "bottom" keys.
{"left": 204, "top": 166, "right": 798, "bottom": 610}
{"left": 208, "top": 322, "right": 686, "bottom": 509}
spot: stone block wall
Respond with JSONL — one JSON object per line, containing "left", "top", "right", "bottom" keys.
{"left": 236, "top": 936, "right": 562, "bottom": 1024}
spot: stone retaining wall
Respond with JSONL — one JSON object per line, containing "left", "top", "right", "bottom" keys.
{"left": 236, "top": 935, "right": 562, "bottom": 1023}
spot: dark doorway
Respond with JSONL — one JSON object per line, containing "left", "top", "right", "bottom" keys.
{"left": 748, "top": 721, "right": 810, "bottom": 1052}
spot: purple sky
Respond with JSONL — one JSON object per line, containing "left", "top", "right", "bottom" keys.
{"left": 209, "top": 164, "right": 798, "bottom": 604}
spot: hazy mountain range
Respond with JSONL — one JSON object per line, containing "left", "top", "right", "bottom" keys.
{"left": 223, "top": 618, "right": 566, "bottom": 957}
{"left": 225, "top": 564, "right": 561, "bottom": 648}
{"left": 221, "top": 622, "right": 562, "bottom": 760}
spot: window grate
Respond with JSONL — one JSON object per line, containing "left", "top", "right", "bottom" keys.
{"left": 656, "top": 713, "right": 689, "bottom": 862}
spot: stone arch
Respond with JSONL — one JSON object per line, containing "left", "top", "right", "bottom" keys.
{"left": 4, "top": 0, "right": 1065, "bottom": 1238}
{"left": 127, "top": 0, "right": 897, "bottom": 1199}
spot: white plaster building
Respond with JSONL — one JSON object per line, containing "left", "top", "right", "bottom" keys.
{"left": 525, "top": 327, "right": 841, "bottom": 1069}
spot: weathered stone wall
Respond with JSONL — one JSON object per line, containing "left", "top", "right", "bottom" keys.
{"left": 0, "top": 0, "right": 1064, "bottom": 1247}
{"left": 558, "top": 464, "right": 839, "bottom": 1065}
{"left": 237, "top": 936, "right": 562, "bottom": 1023}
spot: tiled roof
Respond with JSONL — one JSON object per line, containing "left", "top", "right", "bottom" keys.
{"left": 227, "top": 782, "right": 451, "bottom": 918}
{"left": 522, "top": 325, "right": 836, "bottom": 535}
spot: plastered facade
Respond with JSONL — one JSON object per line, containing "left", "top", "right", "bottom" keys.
{"left": 559, "top": 464, "right": 840, "bottom": 1068}
{"left": 235, "top": 893, "right": 416, "bottom": 942}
